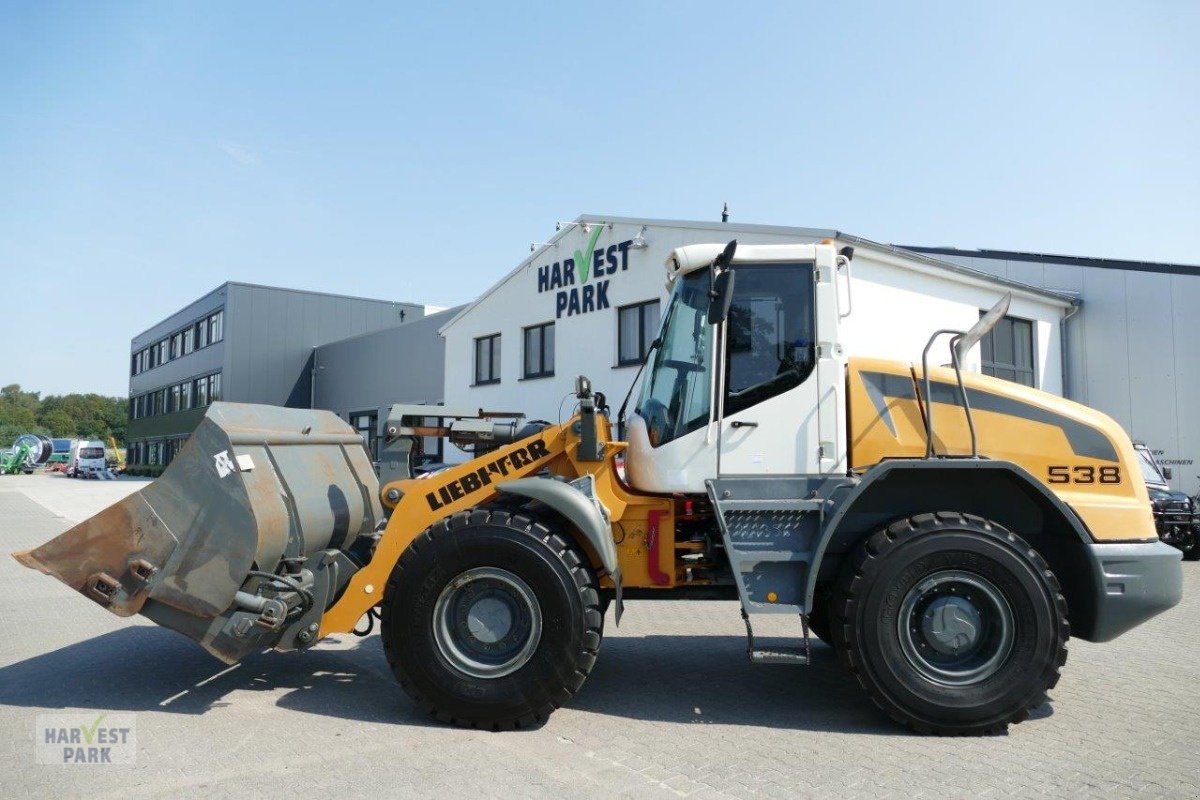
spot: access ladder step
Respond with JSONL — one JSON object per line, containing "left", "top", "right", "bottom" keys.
{"left": 718, "top": 499, "right": 825, "bottom": 512}
{"left": 749, "top": 647, "right": 810, "bottom": 666}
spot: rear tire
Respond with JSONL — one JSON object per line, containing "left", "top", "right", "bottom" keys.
{"left": 381, "top": 508, "right": 602, "bottom": 730}
{"left": 831, "top": 512, "right": 1069, "bottom": 735}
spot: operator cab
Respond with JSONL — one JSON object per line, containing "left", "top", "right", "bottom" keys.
{"left": 624, "top": 240, "right": 848, "bottom": 493}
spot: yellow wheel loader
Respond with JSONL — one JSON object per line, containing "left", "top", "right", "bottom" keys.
{"left": 15, "top": 240, "right": 1182, "bottom": 735}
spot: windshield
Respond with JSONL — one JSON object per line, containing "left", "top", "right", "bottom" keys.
{"left": 1135, "top": 447, "right": 1166, "bottom": 485}
{"left": 635, "top": 271, "right": 713, "bottom": 446}
{"left": 80, "top": 447, "right": 105, "bottom": 460}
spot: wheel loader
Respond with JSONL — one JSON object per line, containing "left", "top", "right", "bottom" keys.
{"left": 15, "top": 240, "right": 1183, "bottom": 735}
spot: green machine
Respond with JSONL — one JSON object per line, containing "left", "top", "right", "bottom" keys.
{"left": 1, "top": 434, "right": 53, "bottom": 475}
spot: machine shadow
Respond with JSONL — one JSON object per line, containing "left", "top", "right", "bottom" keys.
{"left": 0, "top": 625, "right": 1048, "bottom": 734}
{"left": 0, "top": 626, "right": 857, "bottom": 733}
{"left": 0, "top": 626, "right": 419, "bottom": 725}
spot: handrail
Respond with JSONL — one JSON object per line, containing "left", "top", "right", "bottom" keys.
{"left": 920, "top": 329, "right": 978, "bottom": 459}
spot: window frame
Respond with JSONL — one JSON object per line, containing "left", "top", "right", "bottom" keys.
{"left": 521, "top": 321, "right": 555, "bottom": 380}
{"left": 473, "top": 333, "right": 502, "bottom": 386}
{"left": 721, "top": 262, "right": 818, "bottom": 419}
{"left": 979, "top": 312, "right": 1037, "bottom": 388}
{"left": 350, "top": 410, "right": 379, "bottom": 461}
{"left": 616, "top": 299, "right": 661, "bottom": 367}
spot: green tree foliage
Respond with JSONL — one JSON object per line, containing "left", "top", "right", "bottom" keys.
{"left": 0, "top": 384, "right": 40, "bottom": 431}
{"left": 0, "top": 384, "right": 128, "bottom": 447}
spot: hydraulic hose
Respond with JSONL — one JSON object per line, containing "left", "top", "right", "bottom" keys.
{"left": 247, "top": 569, "right": 314, "bottom": 619}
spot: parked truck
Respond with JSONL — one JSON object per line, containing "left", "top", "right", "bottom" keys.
{"left": 1134, "top": 442, "right": 1199, "bottom": 560}
{"left": 14, "top": 240, "right": 1182, "bottom": 735}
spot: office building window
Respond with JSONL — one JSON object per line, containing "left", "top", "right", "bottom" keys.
{"left": 617, "top": 299, "right": 661, "bottom": 366}
{"left": 181, "top": 326, "right": 194, "bottom": 355}
{"left": 474, "top": 334, "right": 501, "bottom": 385}
{"left": 980, "top": 314, "right": 1036, "bottom": 388}
{"left": 195, "top": 375, "right": 209, "bottom": 407}
{"left": 192, "top": 372, "right": 221, "bottom": 407}
{"left": 522, "top": 322, "right": 555, "bottom": 379}
{"left": 194, "top": 373, "right": 220, "bottom": 407}
{"left": 350, "top": 411, "right": 378, "bottom": 460}
{"left": 170, "top": 384, "right": 181, "bottom": 413}
{"left": 208, "top": 310, "right": 224, "bottom": 344}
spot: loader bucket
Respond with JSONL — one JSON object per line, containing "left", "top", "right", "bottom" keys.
{"left": 13, "top": 402, "right": 382, "bottom": 663}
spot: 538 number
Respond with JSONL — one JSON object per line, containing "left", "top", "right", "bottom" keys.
{"left": 1048, "top": 465, "right": 1120, "bottom": 484}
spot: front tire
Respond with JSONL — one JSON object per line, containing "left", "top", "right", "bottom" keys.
{"left": 381, "top": 508, "right": 602, "bottom": 730}
{"left": 832, "top": 512, "right": 1069, "bottom": 735}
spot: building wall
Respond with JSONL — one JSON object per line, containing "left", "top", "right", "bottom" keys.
{"left": 917, "top": 251, "right": 1200, "bottom": 493}
{"left": 127, "top": 285, "right": 227, "bottom": 447}
{"left": 837, "top": 247, "right": 1063, "bottom": 393}
{"left": 224, "top": 283, "right": 424, "bottom": 409}
{"left": 440, "top": 219, "right": 1069, "bottom": 452}
{"left": 313, "top": 307, "right": 459, "bottom": 424}
{"left": 129, "top": 286, "right": 226, "bottom": 399}
{"left": 126, "top": 282, "right": 426, "bottom": 465}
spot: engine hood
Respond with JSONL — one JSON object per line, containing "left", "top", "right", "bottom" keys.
{"left": 847, "top": 357, "right": 1156, "bottom": 543}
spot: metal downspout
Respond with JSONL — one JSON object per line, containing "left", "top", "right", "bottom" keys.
{"left": 1059, "top": 299, "right": 1081, "bottom": 400}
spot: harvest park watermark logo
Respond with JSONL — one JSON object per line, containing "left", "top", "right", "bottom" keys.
{"left": 36, "top": 713, "right": 137, "bottom": 765}
{"left": 536, "top": 226, "right": 635, "bottom": 318}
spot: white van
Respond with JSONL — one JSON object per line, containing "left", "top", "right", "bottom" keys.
{"left": 68, "top": 440, "right": 108, "bottom": 478}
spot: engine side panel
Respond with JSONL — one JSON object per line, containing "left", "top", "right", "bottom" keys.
{"left": 846, "top": 357, "right": 1156, "bottom": 543}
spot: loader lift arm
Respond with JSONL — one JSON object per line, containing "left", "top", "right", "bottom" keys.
{"left": 320, "top": 422, "right": 574, "bottom": 636}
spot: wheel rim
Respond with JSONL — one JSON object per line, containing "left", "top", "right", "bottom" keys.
{"left": 897, "top": 569, "right": 1015, "bottom": 686}
{"left": 432, "top": 567, "right": 542, "bottom": 679}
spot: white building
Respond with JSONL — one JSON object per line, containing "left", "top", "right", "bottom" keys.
{"left": 438, "top": 215, "right": 1074, "bottom": 433}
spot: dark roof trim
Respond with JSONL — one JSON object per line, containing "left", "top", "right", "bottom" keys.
{"left": 902, "top": 246, "right": 1200, "bottom": 277}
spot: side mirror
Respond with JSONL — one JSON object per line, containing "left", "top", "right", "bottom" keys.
{"left": 717, "top": 239, "right": 738, "bottom": 267}
{"left": 954, "top": 292, "right": 1012, "bottom": 365}
{"left": 1163, "top": 466, "right": 1173, "bottom": 481}
{"left": 708, "top": 270, "right": 736, "bottom": 325}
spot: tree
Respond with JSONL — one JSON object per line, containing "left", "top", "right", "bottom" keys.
{"left": 0, "top": 384, "right": 128, "bottom": 443}
{"left": 0, "top": 424, "right": 24, "bottom": 448}
{"left": 0, "top": 384, "right": 40, "bottom": 431}
{"left": 38, "top": 409, "right": 75, "bottom": 438}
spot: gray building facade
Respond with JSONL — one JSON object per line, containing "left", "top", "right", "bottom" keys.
{"left": 127, "top": 282, "right": 424, "bottom": 466}
{"left": 906, "top": 246, "right": 1200, "bottom": 494}
{"left": 312, "top": 306, "right": 463, "bottom": 462}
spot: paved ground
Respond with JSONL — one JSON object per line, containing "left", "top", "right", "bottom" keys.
{"left": 1, "top": 473, "right": 1197, "bottom": 799}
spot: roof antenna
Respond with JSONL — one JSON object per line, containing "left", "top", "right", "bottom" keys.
{"left": 721, "top": 202, "right": 729, "bottom": 223}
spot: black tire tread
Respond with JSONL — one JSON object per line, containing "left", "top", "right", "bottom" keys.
{"left": 382, "top": 508, "right": 602, "bottom": 731}
{"left": 831, "top": 511, "right": 1070, "bottom": 736}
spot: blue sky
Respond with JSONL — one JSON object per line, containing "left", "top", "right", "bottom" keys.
{"left": 2, "top": 2, "right": 1197, "bottom": 396}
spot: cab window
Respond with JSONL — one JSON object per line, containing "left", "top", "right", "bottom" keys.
{"left": 723, "top": 263, "right": 816, "bottom": 417}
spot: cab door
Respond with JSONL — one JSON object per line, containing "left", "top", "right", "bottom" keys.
{"left": 718, "top": 251, "right": 844, "bottom": 476}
